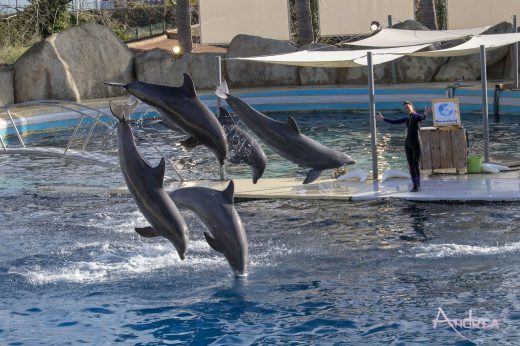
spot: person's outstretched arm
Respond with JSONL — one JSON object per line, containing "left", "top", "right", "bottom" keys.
{"left": 377, "top": 112, "right": 407, "bottom": 124}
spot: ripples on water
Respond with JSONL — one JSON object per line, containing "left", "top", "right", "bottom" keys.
{"left": 1, "top": 111, "right": 520, "bottom": 344}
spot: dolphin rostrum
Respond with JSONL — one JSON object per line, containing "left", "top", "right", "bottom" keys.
{"left": 217, "top": 107, "right": 267, "bottom": 184}
{"left": 216, "top": 81, "right": 356, "bottom": 184}
{"left": 110, "top": 98, "right": 189, "bottom": 260}
{"left": 105, "top": 73, "right": 228, "bottom": 167}
{"left": 169, "top": 181, "right": 248, "bottom": 277}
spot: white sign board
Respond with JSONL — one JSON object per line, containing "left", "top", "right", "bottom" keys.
{"left": 432, "top": 98, "right": 461, "bottom": 127}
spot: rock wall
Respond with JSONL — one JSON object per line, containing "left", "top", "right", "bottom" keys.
{"left": 135, "top": 49, "right": 224, "bottom": 89}
{"left": 0, "top": 66, "right": 14, "bottom": 107}
{"left": 14, "top": 23, "right": 134, "bottom": 103}
{"left": 225, "top": 35, "right": 299, "bottom": 88}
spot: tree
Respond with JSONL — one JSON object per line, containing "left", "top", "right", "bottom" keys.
{"left": 176, "top": 0, "right": 192, "bottom": 53}
{"left": 418, "top": 0, "right": 438, "bottom": 30}
{"left": 30, "top": 0, "right": 72, "bottom": 37}
{"left": 295, "top": 0, "right": 313, "bottom": 46}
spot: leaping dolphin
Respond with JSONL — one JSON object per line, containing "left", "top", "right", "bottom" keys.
{"left": 110, "top": 98, "right": 189, "bottom": 260}
{"left": 216, "top": 81, "right": 356, "bottom": 184}
{"left": 105, "top": 74, "right": 228, "bottom": 167}
{"left": 169, "top": 181, "right": 248, "bottom": 277}
{"left": 218, "top": 107, "right": 267, "bottom": 184}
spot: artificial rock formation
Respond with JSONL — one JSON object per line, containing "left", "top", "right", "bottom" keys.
{"left": 14, "top": 23, "right": 134, "bottom": 102}
{"left": 225, "top": 34, "right": 299, "bottom": 88}
{"left": 0, "top": 65, "right": 14, "bottom": 106}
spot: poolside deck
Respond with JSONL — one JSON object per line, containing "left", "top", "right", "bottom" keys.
{"left": 38, "top": 170, "right": 520, "bottom": 202}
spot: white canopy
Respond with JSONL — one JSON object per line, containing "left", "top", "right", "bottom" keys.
{"left": 408, "top": 32, "right": 520, "bottom": 57}
{"left": 232, "top": 45, "right": 429, "bottom": 68}
{"left": 349, "top": 26, "right": 490, "bottom": 47}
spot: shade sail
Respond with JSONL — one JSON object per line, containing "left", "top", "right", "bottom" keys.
{"left": 349, "top": 26, "right": 491, "bottom": 47}
{"left": 408, "top": 33, "right": 520, "bottom": 57}
{"left": 231, "top": 45, "right": 429, "bottom": 68}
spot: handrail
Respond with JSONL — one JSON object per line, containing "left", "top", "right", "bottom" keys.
{"left": 0, "top": 100, "right": 184, "bottom": 181}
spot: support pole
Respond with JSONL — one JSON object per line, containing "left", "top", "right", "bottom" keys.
{"left": 480, "top": 45, "right": 490, "bottom": 163}
{"left": 367, "top": 52, "right": 378, "bottom": 180}
{"left": 514, "top": 15, "right": 519, "bottom": 89}
{"left": 216, "top": 56, "right": 226, "bottom": 181}
{"left": 388, "top": 15, "right": 397, "bottom": 84}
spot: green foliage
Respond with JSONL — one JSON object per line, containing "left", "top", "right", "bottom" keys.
{"left": 0, "top": 45, "right": 30, "bottom": 65}
{"left": 435, "top": 0, "right": 447, "bottom": 30}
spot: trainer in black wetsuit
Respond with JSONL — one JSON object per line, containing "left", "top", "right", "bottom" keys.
{"left": 377, "top": 101, "right": 429, "bottom": 192}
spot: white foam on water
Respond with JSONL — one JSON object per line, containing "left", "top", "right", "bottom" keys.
{"left": 411, "top": 241, "right": 520, "bottom": 258}
{"left": 12, "top": 240, "right": 224, "bottom": 285}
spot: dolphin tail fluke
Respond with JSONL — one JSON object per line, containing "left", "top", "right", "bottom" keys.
{"left": 303, "top": 169, "right": 322, "bottom": 184}
{"left": 135, "top": 226, "right": 160, "bottom": 238}
{"left": 109, "top": 97, "right": 139, "bottom": 122}
{"left": 215, "top": 79, "right": 229, "bottom": 100}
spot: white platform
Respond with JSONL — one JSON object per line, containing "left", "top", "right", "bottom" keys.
{"left": 38, "top": 171, "right": 520, "bottom": 202}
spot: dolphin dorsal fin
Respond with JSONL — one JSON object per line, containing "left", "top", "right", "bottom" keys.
{"left": 222, "top": 180, "right": 235, "bottom": 203}
{"left": 287, "top": 116, "right": 301, "bottom": 134}
{"left": 152, "top": 157, "right": 166, "bottom": 187}
{"left": 204, "top": 232, "right": 224, "bottom": 253}
{"left": 218, "top": 107, "right": 236, "bottom": 125}
{"left": 181, "top": 73, "right": 197, "bottom": 98}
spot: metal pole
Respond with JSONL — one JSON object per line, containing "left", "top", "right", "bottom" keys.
{"left": 480, "top": 45, "right": 490, "bottom": 163}
{"left": 6, "top": 109, "right": 25, "bottom": 148}
{"left": 0, "top": 135, "right": 6, "bottom": 150}
{"left": 367, "top": 52, "right": 378, "bottom": 180}
{"left": 388, "top": 15, "right": 397, "bottom": 84}
{"left": 514, "top": 15, "right": 519, "bottom": 88}
{"left": 216, "top": 56, "right": 226, "bottom": 181}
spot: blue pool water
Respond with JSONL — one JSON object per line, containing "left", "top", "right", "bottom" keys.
{"left": 1, "top": 111, "right": 520, "bottom": 344}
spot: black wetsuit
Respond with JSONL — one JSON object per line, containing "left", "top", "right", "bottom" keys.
{"left": 383, "top": 112, "right": 427, "bottom": 188}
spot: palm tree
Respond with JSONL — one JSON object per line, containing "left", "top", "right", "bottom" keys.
{"left": 419, "top": 0, "right": 438, "bottom": 30}
{"left": 295, "top": 0, "right": 313, "bottom": 46}
{"left": 176, "top": 0, "right": 192, "bottom": 53}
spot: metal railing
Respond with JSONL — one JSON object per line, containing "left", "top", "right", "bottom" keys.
{"left": 0, "top": 99, "right": 184, "bottom": 181}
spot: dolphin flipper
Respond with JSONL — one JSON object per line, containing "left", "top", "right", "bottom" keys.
{"left": 180, "top": 136, "right": 200, "bottom": 149}
{"left": 204, "top": 232, "right": 225, "bottom": 253}
{"left": 135, "top": 226, "right": 160, "bottom": 237}
{"left": 303, "top": 169, "right": 323, "bottom": 184}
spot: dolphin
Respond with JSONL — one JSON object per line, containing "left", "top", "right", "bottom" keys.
{"left": 217, "top": 107, "right": 267, "bottom": 183}
{"left": 216, "top": 81, "right": 356, "bottom": 184}
{"left": 109, "top": 98, "right": 189, "bottom": 260}
{"left": 169, "top": 181, "right": 248, "bottom": 277}
{"left": 104, "top": 73, "right": 228, "bottom": 166}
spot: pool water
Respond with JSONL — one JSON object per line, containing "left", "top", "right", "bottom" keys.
{"left": 1, "top": 110, "right": 520, "bottom": 344}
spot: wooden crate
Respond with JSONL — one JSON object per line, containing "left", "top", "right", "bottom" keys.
{"left": 420, "top": 126, "right": 467, "bottom": 173}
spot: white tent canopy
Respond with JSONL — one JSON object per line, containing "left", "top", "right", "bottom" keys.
{"left": 348, "top": 27, "right": 490, "bottom": 48}
{"left": 232, "top": 45, "right": 429, "bottom": 68}
{"left": 408, "top": 33, "right": 520, "bottom": 57}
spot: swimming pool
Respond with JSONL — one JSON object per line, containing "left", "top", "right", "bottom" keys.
{"left": 1, "top": 110, "right": 519, "bottom": 344}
